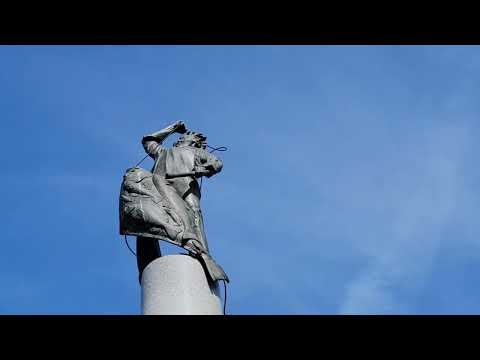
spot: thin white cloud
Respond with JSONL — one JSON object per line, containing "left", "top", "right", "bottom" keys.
{"left": 339, "top": 123, "right": 470, "bottom": 314}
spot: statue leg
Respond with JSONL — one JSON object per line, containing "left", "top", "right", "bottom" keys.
{"left": 184, "top": 193, "right": 209, "bottom": 253}
{"left": 136, "top": 236, "right": 162, "bottom": 284}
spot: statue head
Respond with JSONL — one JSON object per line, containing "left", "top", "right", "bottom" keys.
{"left": 174, "top": 131, "right": 207, "bottom": 149}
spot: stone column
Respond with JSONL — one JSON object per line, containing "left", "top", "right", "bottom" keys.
{"left": 140, "top": 254, "right": 223, "bottom": 315}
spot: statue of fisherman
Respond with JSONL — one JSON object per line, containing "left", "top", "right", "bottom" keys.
{"left": 119, "top": 120, "right": 228, "bottom": 284}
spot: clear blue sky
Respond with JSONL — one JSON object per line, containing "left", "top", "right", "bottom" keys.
{"left": 1, "top": 45, "right": 480, "bottom": 314}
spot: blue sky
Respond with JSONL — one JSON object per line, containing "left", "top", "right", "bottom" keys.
{"left": 1, "top": 45, "right": 480, "bottom": 314}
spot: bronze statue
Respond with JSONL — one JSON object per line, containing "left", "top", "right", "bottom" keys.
{"left": 119, "top": 121, "right": 229, "bottom": 284}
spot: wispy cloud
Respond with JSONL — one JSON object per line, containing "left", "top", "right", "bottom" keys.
{"left": 339, "top": 124, "right": 470, "bottom": 314}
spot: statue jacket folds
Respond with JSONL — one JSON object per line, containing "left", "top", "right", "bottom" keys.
{"left": 119, "top": 133, "right": 229, "bottom": 283}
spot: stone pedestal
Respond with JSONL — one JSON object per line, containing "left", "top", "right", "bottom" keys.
{"left": 141, "top": 254, "right": 222, "bottom": 315}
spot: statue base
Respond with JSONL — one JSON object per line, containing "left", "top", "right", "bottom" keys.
{"left": 140, "top": 254, "right": 222, "bottom": 315}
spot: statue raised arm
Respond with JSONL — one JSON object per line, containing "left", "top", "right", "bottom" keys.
{"left": 141, "top": 120, "right": 187, "bottom": 158}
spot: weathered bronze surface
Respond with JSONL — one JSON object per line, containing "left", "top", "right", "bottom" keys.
{"left": 120, "top": 121, "right": 229, "bottom": 283}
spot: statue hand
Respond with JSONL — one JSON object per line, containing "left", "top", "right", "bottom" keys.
{"left": 173, "top": 120, "right": 187, "bottom": 134}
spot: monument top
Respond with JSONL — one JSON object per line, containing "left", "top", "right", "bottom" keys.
{"left": 119, "top": 120, "right": 229, "bottom": 284}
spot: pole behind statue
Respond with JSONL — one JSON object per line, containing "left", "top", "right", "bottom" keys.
{"left": 141, "top": 255, "right": 222, "bottom": 315}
